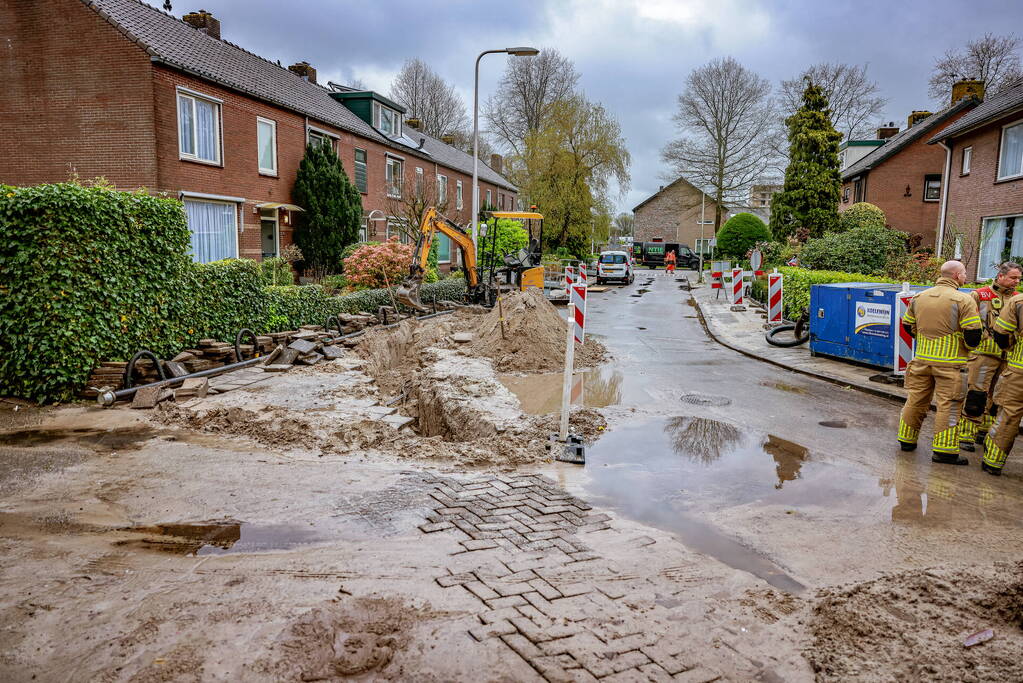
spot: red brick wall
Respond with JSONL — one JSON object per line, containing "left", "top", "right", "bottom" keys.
{"left": 944, "top": 113, "right": 1023, "bottom": 278}
{"left": 0, "top": 0, "right": 157, "bottom": 188}
{"left": 839, "top": 109, "right": 971, "bottom": 248}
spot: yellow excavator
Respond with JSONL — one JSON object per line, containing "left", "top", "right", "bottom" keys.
{"left": 395, "top": 207, "right": 546, "bottom": 310}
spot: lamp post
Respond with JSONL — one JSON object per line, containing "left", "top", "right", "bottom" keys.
{"left": 472, "top": 46, "right": 539, "bottom": 250}
{"left": 697, "top": 190, "right": 714, "bottom": 281}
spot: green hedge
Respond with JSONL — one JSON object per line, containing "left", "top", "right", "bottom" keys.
{"left": 748, "top": 267, "right": 914, "bottom": 320}
{"left": 0, "top": 183, "right": 467, "bottom": 402}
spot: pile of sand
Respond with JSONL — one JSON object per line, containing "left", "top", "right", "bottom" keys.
{"left": 471, "top": 289, "right": 606, "bottom": 372}
{"left": 806, "top": 561, "right": 1023, "bottom": 681}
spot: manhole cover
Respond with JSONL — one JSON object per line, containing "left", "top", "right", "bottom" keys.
{"left": 679, "top": 392, "right": 732, "bottom": 407}
{"left": 818, "top": 420, "right": 847, "bottom": 428}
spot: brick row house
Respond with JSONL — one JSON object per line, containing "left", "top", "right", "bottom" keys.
{"left": 0, "top": 0, "right": 517, "bottom": 271}
{"left": 632, "top": 177, "right": 726, "bottom": 254}
{"left": 838, "top": 81, "right": 982, "bottom": 248}
{"left": 929, "top": 80, "right": 1023, "bottom": 279}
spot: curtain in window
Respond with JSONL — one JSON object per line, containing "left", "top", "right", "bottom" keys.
{"left": 185, "top": 200, "right": 237, "bottom": 263}
{"left": 178, "top": 96, "right": 194, "bottom": 156}
{"left": 195, "top": 99, "right": 217, "bottom": 161}
{"left": 978, "top": 217, "right": 1018, "bottom": 279}
{"left": 1001, "top": 124, "right": 1023, "bottom": 178}
{"left": 436, "top": 235, "right": 451, "bottom": 262}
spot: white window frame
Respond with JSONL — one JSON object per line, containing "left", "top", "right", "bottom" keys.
{"left": 923, "top": 174, "right": 942, "bottom": 202}
{"left": 486, "top": 189, "right": 492, "bottom": 208}
{"left": 176, "top": 87, "right": 223, "bottom": 165}
{"left": 359, "top": 217, "right": 368, "bottom": 242}
{"left": 374, "top": 102, "right": 402, "bottom": 138}
{"left": 307, "top": 126, "right": 338, "bottom": 152}
{"left": 386, "top": 158, "right": 403, "bottom": 198}
{"left": 256, "top": 117, "right": 277, "bottom": 176}
{"left": 415, "top": 167, "right": 424, "bottom": 198}
{"left": 997, "top": 119, "right": 1023, "bottom": 181}
{"left": 978, "top": 213, "right": 1023, "bottom": 279}
{"left": 181, "top": 197, "right": 240, "bottom": 263}
{"left": 437, "top": 174, "right": 448, "bottom": 205}
{"left": 961, "top": 146, "right": 972, "bottom": 175}
{"left": 456, "top": 180, "right": 463, "bottom": 210}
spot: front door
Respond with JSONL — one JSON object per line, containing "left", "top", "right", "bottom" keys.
{"left": 261, "top": 210, "right": 278, "bottom": 259}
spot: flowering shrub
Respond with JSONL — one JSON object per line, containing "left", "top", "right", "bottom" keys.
{"left": 342, "top": 237, "right": 414, "bottom": 289}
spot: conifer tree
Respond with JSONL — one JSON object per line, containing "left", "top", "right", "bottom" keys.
{"left": 770, "top": 81, "right": 842, "bottom": 240}
{"left": 292, "top": 142, "right": 362, "bottom": 275}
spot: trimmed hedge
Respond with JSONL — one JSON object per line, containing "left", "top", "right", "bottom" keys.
{"left": 749, "top": 267, "right": 914, "bottom": 320}
{"left": 0, "top": 183, "right": 467, "bottom": 402}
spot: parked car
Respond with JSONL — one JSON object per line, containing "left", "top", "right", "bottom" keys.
{"left": 596, "top": 251, "right": 634, "bottom": 285}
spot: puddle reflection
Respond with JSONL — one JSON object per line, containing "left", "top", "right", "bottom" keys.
{"left": 500, "top": 368, "right": 625, "bottom": 415}
{"left": 116, "top": 520, "right": 329, "bottom": 555}
{"left": 663, "top": 416, "right": 741, "bottom": 464}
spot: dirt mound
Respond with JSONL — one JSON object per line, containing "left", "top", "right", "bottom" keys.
{"left": 806, "top": 561, "right": 1023, "bottom": 681}
{"left": 471, "top": 289, "right": 606, "bottom": 372}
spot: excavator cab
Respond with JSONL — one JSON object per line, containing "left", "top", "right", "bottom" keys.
{"left": 482, "top": 211, "right": 545, "bottom": 291}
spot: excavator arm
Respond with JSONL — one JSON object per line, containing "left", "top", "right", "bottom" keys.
{"left": 396, "top": 207, "right": 483, "bottom": 310}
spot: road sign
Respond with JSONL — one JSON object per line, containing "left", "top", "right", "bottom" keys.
{"left": 750, "top": 248, "right": 763, "bottom": 271}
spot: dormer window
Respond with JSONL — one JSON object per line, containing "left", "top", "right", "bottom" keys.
{"left": 374, "top": 102, "right": 401, "bottom": 137}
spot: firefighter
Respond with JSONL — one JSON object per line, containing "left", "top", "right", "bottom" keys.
{"left": 958, "top": 262, "right": 1023, "bottom": 451}
{"left": 982, "top": 288, "right": 1023, "bottom": 475}
{"left": 897, "top": 261, "right": 982, "bottom": 465}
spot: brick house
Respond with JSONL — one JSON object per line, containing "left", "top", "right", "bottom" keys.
{"left": 838, "top": 82, "right": 980, "bottom": 248}
{"left": 0, "top": 0, "right": 516, "bottom": 271}
{"left": 929, "top": 79, "right": 1023, "bottom": 279}
{"left": 632, "top": 177, "right": 726, "bottom": 254}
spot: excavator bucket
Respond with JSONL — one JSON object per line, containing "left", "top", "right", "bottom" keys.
{"left": 395, "top": 278, "right": 427, "bottom": 311}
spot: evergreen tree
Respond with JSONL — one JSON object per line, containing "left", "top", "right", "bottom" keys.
{"left": 292, "top": 143, "right": 362, "bottom": 275}
{"left": 770, "top": 81, "right": 842, "bottom": 241}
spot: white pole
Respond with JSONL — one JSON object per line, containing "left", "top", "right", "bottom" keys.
{"left": 559, "top": 303, "right": 576, "bottom": 442}
{"left": 471, "top": 52, "right": 484, "bottom": 252}
{"left": 699, "top": 191, "right": 706, "bottom": 281}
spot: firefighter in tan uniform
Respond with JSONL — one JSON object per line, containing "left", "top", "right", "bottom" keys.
{"left": 958, "top": 262, "right": 1023, "bottom": 451}
{"left": 982, "top": 290, "right": 1023, "bottom": 475}
{"left": 897, "top": 261, "right": 982, "bottom": 465}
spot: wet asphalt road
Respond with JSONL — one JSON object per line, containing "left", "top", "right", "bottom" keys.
{"left": 548, "top": 268, "right": 1023, "bottom": 589}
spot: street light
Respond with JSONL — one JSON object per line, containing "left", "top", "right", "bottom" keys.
{"left": 472, "top": 46, "right": 540, "bottom": 250}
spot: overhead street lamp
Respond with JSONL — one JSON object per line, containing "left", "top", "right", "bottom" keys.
{"left": 472, "top": 46, "right": 539, "bottom": 250}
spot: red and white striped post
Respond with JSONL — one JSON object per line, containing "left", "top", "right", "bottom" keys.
{"left": 572, "top": 283, "right": 587, "bottom": 344}
{"left": 894, "top": 282, "right": 915, "bottom": 375}
{"left": 768, "top": 269, "right": 783, "bottom": 323}
{"left": 731, "top": 268, "right": 744, "bottom": 305}
{"left": 565, "top": 265, "right": 574, "bottom": 290}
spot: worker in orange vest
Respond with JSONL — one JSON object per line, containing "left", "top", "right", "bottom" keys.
{"left": 664, "top": 249, "right": 676, "bottom": 277}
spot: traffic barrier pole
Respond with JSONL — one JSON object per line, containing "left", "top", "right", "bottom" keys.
{"left": 559, "top": 303, "right": 576, "bottom": 441}
{"left": 894, "top": 282, "right": 914, "bottom": 375}
{"left": 565, "top": 265, "right": 574, "bottom": 290}
{"left": 572, "top": 283, "right": 587, "bottom": 344}
{"left": 768, "top": 269, "right": 783, "bottom": 323}
{"left": 731, "top": 268, "right": 743, "bottom": 305}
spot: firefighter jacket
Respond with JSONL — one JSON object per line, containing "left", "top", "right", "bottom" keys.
{"left": 902, "top": 277, "right": 982, "bottom": 367}
{"left": 993, "top": 293, "right": 1023, "bottom": 370}
{"left": 971, "top": 283, "right": 1016, "bottom": 357}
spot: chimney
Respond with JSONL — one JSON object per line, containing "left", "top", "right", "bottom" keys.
{"left": 440, "top": 133, "right": 456, "bottom": 145}
{"left": 951, "top": 78, "right": 985, "bottom": 106}
{"left": 405, "top": 118, "right": 421, "bottom": 130}
{"left": 288, "top": 61, "right": 317, "bottom": 84}
{"left": 876, "top": 122, "right": 899, "bottom": 140}
{"left": 489, "top": 153, "right": 503, "bottom": 174}
{"left": 183, "top": 9, "right": 221, "bottom": 39}
{"left": 907, "top": 110, "right": 932, "bottom": 127}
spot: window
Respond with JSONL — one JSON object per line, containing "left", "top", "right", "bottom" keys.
{"left": 853, "top": 177, "right": 865, "bottom": 203}
{"left": 499, "top": 193, "right": 504, "bottom": 210}
{"left": 184, "top": 199, "right": 237, "bottom": 263}
{"left": 256, "top": 117, "right": 277, "bottom": 175}
{"left": 999, "top": 121, "right": 1023, "bottom": 180}
{"left": 177, "top": 90, "right": 221, "bottom": 163}
{"left": 486, "top": 189, "right": 492, "bottom": 208}
{"left": 354, "top": 149, "right": 367, "bottom": 193}
{"left": 307, "top": 128, "right": 336, "bottom": 151}
{"left": 359, "top": 217, "right": 368, "bottom": 242}
{"left": 695, "top": 238, "right": 715, "bottom": 255}
{"left": 386, "top": 158, "right": 403, "bottom": 198}
{"left": 415, "top": 167, "right": 424, "bottom": 197}
{"left": 436, "top": 235, "right": 451, "bottom": 263}
{"left": 842, "top": 187, "right": 850, "bottom": 203}
{"left": 456, "top": 180, "right": 463, "bottom": 210}
{"left": 437, "top": 174, "right": 448, "bottom": 204}
{"left": 374, "top": 102, "right": 401, "bottom": 137}
{"left": 962, "top": 146, "right": 972, "bottom": 175}
{"left": 978, "top": 215, "right": 1023, "bottom": 279}
{"left": 599, "top": 253, "right": 626, "bottom": 264}
{"left": 923, "top": 174, "right": 941, "bottom": 201}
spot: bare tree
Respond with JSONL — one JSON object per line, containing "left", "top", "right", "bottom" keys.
{"left": 929, "top": 33, "right": 1023, "bottom": 102}
{"left": 389, "top": 58, "right": 471, "bottom": 140}
{"left": 613, "top": 212, "right": 634, "bottom": 239}
{"left": 662, "top": 57, "right": 777, "bottom": 231}
{"left": 384, "top": 171, "right": 469, "bottom": 244}
{"left": 780, "top": 63, "right": 887, "bottom": 141}
{"left": 484, "top": 49, "right": 580, "bottom": 156}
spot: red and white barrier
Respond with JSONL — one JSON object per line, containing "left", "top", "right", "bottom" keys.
{"left": 565, "top": 265, "right": 574, "bottom": 289}
{"left": 894, "top": 284, "right": 915, "bottom": 375}
{"left": 768, "top": 271, "right": 783, "bottom": 323}
{"left": 731, "top": 268, "right": 744, "bottom": 305}
{"left": 572, "top": 283, "right": 587, "bottom": 344}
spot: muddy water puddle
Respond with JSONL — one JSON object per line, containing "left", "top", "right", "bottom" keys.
{"left": 576, "top": 416, "right": 1019, "bottom": 592}
{"left": 115, "top": 520, "right": 332, "bottom": 556}
{"left": 499, "top": 368, "right": 627, "bottom": 414}
{"left": 0, "top": 426, "right": 160, "bottom": 451}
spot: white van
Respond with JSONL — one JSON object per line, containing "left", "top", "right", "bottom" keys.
{"left": 596, "top": 251, "right": 634, "bottom": 285}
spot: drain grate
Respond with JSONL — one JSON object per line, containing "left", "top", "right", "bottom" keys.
{"left": 679, "top": 392, "right": 732, "bottom": 407}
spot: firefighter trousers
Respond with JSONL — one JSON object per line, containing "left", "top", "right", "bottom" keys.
{"left": 984, "top": 368, "right": 1023, "bottom": 471}
{"left": 898, "top": 361, "right": 965, "bottom": 455}
{"left": 959, "top": 354, "right": 1002, "bottom": 445}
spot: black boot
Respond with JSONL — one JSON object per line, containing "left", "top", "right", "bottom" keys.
{"left": 899, "top": 442, "right": 917, "bottom": 452}
{"left": 981, "top": 462, "right": 1003, "bottom": 476}
{"left": 960, "top": 441, "right": 976, "bottom": 452}
{"left": 932, "top": 452, "right": 969, "bottom": 466}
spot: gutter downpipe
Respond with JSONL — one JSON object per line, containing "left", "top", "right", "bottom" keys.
{"left": 937, "top": 140, "right": 953, "bottom": 261}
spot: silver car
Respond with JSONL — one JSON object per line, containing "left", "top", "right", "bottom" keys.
{"left": 596, "top": 251, "right": 634, "bottom": 285}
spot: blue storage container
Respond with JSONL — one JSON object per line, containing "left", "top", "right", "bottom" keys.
{"left": 809, "top": 283, "right": 929, "bottom": 369}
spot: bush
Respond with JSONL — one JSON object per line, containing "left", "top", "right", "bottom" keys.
{"left": 883, "top": 252, "right": 942, "bottom": 282}
{"left": 342, "top": 237, "right": 414, "bottom": 289}
{"left": 838, "top": 202, "right": 887, "bottom": 233}
{"left": 340, "top": 241, "right": 376, "bottom": 266}
{"left": 799, "top": 224, "right": 907, "bottom": 275}
{"left": 716, "top": 213, "right": 772, "bottom": 258}
{"left": 479, "top": 218, "right": 530, "bottom": 271}
{"left": 259, "top": 256, "right": 294, "bottom": 286}
{"left": 292, "top": 142, "right": 362, "bottom": 275}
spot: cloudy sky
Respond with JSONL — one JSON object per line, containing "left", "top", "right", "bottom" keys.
{"left": 161, "top": 0, "right": 1022, "bottom": 214}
